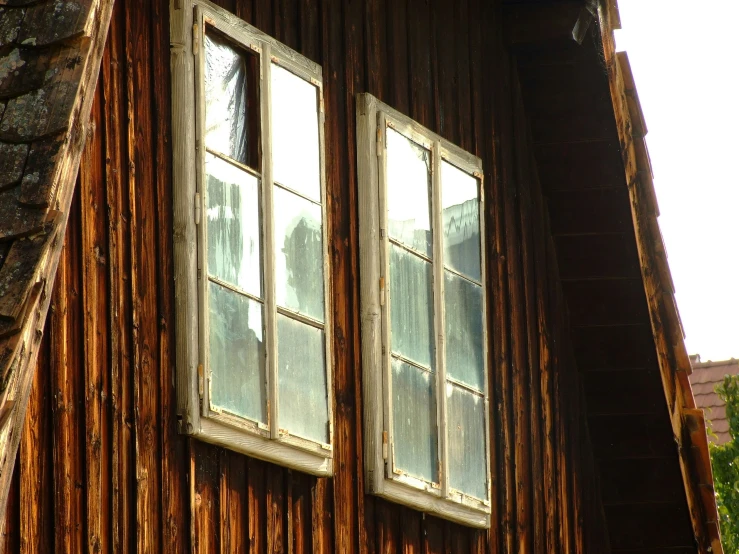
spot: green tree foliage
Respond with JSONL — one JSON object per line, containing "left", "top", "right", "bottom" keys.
{"left": 710, "top": 374, "right": 739, "bottom": 553}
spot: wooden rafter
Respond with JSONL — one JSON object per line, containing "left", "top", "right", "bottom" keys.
{"left": 0, "top": 0, "right": 115, "bottom": 525}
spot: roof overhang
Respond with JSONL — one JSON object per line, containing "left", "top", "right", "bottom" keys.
{"left": 504, "top": 0, "right": 723, "bottom": 551}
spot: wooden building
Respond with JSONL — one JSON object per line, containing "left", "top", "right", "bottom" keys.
{"left": 0, "top": 0, "right": 724, "bottom": 551}
{"left": 690, "top": 357, "right": 739, "bottom": 445}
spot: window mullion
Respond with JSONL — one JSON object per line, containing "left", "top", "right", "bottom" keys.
{"left": 261, "top": 43, "right": 279, "bottom": 439}
{"left": 431, "top": 140, "right": 449, "bottom": 497}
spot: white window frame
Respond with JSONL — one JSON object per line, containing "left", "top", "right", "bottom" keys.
{"left": 356, "top": 93, "right": 491, "bottom": 527}
{"left": 170, "top": 0, "right": 333, "bottom": 476}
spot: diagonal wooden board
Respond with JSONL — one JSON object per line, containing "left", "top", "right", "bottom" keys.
{"left": 0, "top": 0, "right": 115, "bottom": 525}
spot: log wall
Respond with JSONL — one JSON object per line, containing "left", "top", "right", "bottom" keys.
{"left": 1, "top": 0, "right": 610, "bottom": 551}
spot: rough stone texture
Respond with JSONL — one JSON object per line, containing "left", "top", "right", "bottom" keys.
{"left": 0, "top": 142, "right": 27, "bottom": 190}
{"left": 0, "top": 7, "right": 24, "bottom": 46}
{"left": 17, "top": 0, "right": 92, "bottom": 46}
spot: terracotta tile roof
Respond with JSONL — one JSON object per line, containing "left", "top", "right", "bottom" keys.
{"left": 690, "top": 358, "right": 739, "bottom": 445}
{"left": 0, "top": 0, "right": 114, "bottom": 520}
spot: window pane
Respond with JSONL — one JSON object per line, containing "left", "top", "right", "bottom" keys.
{"left": 391, "top": 358, "right": 438, "bottom": 484}
{"left": 386, "top": 128, "right": 433, "bottom": 257}
{"left": 389, "top": 244, "right": 434, "bottom": 369}
{"left": 205, "top": 32, "right": 259, "bottom": 167}
{"left": 277, "top": 315, "right": 328, "bottom": 443}
{"left": 274, "top": 187, "right": 324, "bottom": 321}
{"left": 271, "top": 64, "right": 321, "bottom": 201}
{"left": 441, "top": 161, "right": 481, "bottom": 282}
{"left": 444, "top": 271, "right": 484, "bottom": 391}
{"left": 447, "top": 384, "right": 487, "bottom": 500}
{"left": 208, "top": 281, "right": 267, "bottom": 423}
{"left": 206, "top": 154, "right": 262, "bottom": 297}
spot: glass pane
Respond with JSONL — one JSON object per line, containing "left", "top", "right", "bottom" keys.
{"left": 389, "top": 244, "right": 434, "bottom": 369}
{"left": 271, "top": 64, "right": 321, "bottom": 201}
{"left": 386, "top": 128, "right": 433, "bottom": 257}
{"left": 208, "top": 281, "right": 266, "bottom": 423}
{"left": 444, "top": 271, "right": 484, "bottom": 391}
{"left": 277, "top": 315, "right": 328, "bottom": 443}
{"left": 205, "top": 32, "right": 258, "bottom": 166}
{"left": 274, "top": 187, "right": 324, "bottom": 321}
{"left": 441, "top": 161, "right": 481, "bottom": 281}
{"left": 391, "top": 358, "right": 438, "bottom": 483}
{"left": 448, "top": 384, "right": 487, "bottom": 500}
{"left": 206, "top": 154, "right": 262, "bottom": 297}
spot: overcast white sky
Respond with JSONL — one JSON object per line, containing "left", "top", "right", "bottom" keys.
{"left": 614, "top": 1, "right": 739, "bottom": 362}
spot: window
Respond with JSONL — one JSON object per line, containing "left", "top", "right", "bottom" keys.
{"left": 356, "top": 93, "right": 491, "bottom": 527}
{"left": 171, "top": 0, "right": 332, "bottom": 475}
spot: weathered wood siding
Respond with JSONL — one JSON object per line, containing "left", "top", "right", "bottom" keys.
{"left": 2, "top": 0, "right": 610, "bottom": 552}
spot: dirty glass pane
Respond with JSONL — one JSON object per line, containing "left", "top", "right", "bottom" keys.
{"left": 444, "top": 271, "right": 484, "bottom": 391}
{"left": 206, "top": 154, "right": 261, "bottom": 297}
{"left": 277, "top": 314, "right": 328, "bottom": 442}
{"left": 389, "top": 244, "right": 434, "bottom": 369}
{"left": 208, "top": 281, "right": 267, "bottom": 423}
{"left": 447, "top": 384, "right": 487, "bottom": 500}
{"left": 391, "top": 358, "right": 438, "bottom": 484}
{"left": 205, "top": 32, "right": 258, "bottom": 166}
{"left": 386, "top": 128, "right": 433, "bottom": 257}
{"left": 271, "top": 64, "right": 321, "bottom": 201}
{"left": 441, "top": 161, "right": 481, "bottom": 282}
{"left": 273, "top": 186, "right": 324, "bottom": 321}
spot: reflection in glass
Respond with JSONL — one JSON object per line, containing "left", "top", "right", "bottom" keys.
{"left": 271, "top": 64, "right": 321, "bottom": 201}
{"left": 277, "top": 315, "right": 328, "bottom": 442}
{"left": 206, "top": 154, "right": 261, "bottom": 297}
{"left": 391, "top": 358, "right": 438, "bottom": 483}
{"left": 390, "top": 244, "right": 434, "bottom": 369}
{"left": 205, "top": 32, "right": 257, "bottom": 165}
{"left": 445, "top": 271, "right": 484, "bottom": 391}
{"left": 386, "top": 128, "right": 433, "bottom": 257}
{"left": 447, "top": 384, "right": 487, "bottom": 500}
{"left": 441, "top": 161, "right": 481, "bottom": 281}
{"left": 273, "top": 187, "right": 324, "bottom": 321}
{"left": 209, "top": 281, "right": 266, "bottom": 423}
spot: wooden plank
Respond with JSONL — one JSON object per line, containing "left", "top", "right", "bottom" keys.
{"left": 290, "top": 472, "right": 311, "bottom": 554}
{"left": 151, "top": 0, "right": 189, "bottom": 545}
{"left": 399, "top": 507, "right": 421, "bottom": 554}
{"left": 248, "top": 457, "right": 267, "bottom": 554}
{"left": 102, "top": 4, "right": 134, "bottom": 550}
{"left": 386, "top": 0, "right": 409, "bottom": 114}
{"left": 534, "top": 140, "right": 626, "bottom": 193}
{"left": 19, "top": 330, "right": 53, "bottom": 552}
{"left": 267, "top": 467, "right": 286, "bottom": 554}
{"left": 79, "top": 77, "right": 110, "bottom": 554}
{"left": 363, "top": 0, "right": 387, "bottom": 100}
{"left": 434, "top": 0, "right": 456, "bottom": 143}
{"left": 422, "top": 515, "right": 444, "bottom": 554}
{"left": 50, "top": 191, "right": 85, "bottom": 554}
{"left": 604, "top": 503, "right": 695, "bottom": 551}
{"left": 219, "top": 450, "right": 248, "bottom": 553}
{"left": 562, "top": 279, "right": 650, "bottom": 327}
{"left": 507, "top": 68, "right": 532, "bottom": 554}
{"left": 125, "top": 0, "right": 161, "bottom": 547}
{"left": 310, "top": 477, "right": 332, "bottom": 554}
{"left": 2, "top": 463, "right": 19, "bottom": 553}
{"left": 407, "top": 0, "right": 433, "bottom": 129}
{"left": 193, "top": 442, "right": 220, "bottom": 553}
{"left": 454, "top": 0, "right": 471, "bottom": 151}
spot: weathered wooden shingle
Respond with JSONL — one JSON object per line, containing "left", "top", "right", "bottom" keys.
{"left": 0, "top": 7, "right": 24, "bottom": 46}
{"left": 19, "top": 134, "right": 63, "bottom": 206}
{"left": 0, "top": 225, "right": 54, "bottom": 321}
{"left": 0, "top": 142, "right": 27, "bottom": 190}
{"left": 17, "top": 0, "right": 92, "bottom": 46}
{"left": 0, "top": 46, "right": 52, "bottom": 100}
{"left": 0, "top": 186, "right": 48, "bottom": 239}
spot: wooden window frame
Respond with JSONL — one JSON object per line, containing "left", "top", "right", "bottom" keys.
{"left": 356, "top": 93, "right": 491, "bottom": 528}
{"left": 170, "top": 0, "right": 333, "bottom": 476}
